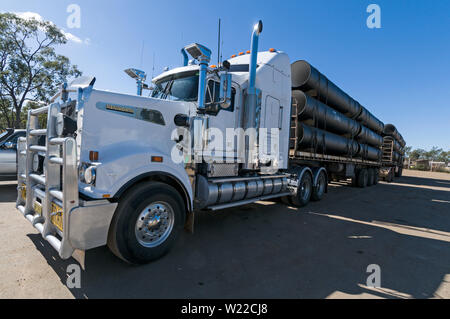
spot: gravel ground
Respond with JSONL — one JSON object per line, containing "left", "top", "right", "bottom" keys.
{"left": 0, "top": 169, "right": 449, "bottom": 299}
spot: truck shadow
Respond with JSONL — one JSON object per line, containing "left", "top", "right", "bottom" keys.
{"left": 27, "top": 173, "right": 450, "bottom": 299}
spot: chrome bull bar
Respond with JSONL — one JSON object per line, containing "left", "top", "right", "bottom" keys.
{"left": 16, "top": 102, "right": 79, "bottom": 259}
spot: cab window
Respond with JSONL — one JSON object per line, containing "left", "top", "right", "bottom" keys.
{"left": 151, "top": 71, "right": 199, "bottom": 102}
{"left": 205, "top": 80, "right": 235, "bottom": 112}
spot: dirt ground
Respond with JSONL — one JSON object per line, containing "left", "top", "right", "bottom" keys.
{"left": 0, "top": 169, "right": 449, "bottom": 299}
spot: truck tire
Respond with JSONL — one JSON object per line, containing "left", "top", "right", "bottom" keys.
{"left": 280, "top": 196, "right": 292, "bottom": 206}
{"left": 367, "top": 168, "right": 375, "bottom": 187}
{"left": 395, "top": 167, "right": 403, "bottom": 177}
{"left": 107, "top": 181, "right": 185, "bottom": 264}
{"left": 291, "top": 172, "right": 313, "bottom": 207}
{"left": 357, "top": 169, "right": 368, "bottom": 188}
{"left": 311, "top": 170, "right": 327, "bottom": 201}
{"left": 373, "top": 169, "right": 379, "bottom": 185}
{"left": 386, "top": 169, "right": 394, "bottom": 183}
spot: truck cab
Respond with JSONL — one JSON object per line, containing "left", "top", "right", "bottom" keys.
{"left": 16, "top": 21, "right": 295, "bottom": 265}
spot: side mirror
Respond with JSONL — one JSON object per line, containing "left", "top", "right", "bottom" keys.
{"left": 219, "top": 73, "right": 232, "bottom": 109}
{"left": 4, "top": 141, "right": 16, "bottom": 150}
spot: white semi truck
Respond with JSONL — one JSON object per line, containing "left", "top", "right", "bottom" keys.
{"left": 16, "top": 21, "right": 404, "bottom": 264}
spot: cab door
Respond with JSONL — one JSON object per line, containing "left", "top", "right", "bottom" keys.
{"left": 260, "top": 95, "right": 282, "bottom": 166}
{"left": 203, "top": 80, "right": 240, "bottom": 163}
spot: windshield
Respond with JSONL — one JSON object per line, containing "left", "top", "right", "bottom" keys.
{"left": 152, "top": 71, "right": 199, "bottom": 102}
{"left": 0, "top": 130, "right": 11, "bottom": 143}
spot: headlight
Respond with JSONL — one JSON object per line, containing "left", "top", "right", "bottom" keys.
{"left": 82, "top": 165, "right": 96, "bottom": 185}
{"left": 32, "top": 154, "right": 40, "bottom": 172}
{"left": 56, "top": 112, "right": 77, "bottom": 136}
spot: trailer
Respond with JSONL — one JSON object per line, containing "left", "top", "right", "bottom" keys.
{"left": 15, "top": 20, "right": 405, "bottom": 264}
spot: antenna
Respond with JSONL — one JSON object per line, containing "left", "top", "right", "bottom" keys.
{"left": 220, "top": 38, "right": 223, "bottom": 65}
{"left": 139, "top": 40, "right": 145, "bottom": 68}
{"left": 217, "top": 18, "right": 221, "bottom": 65}
{"left": 152, "top": 52, "right": 155, "bottom": 79}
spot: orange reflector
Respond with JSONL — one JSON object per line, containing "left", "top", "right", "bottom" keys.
{"left": 102, "top": 194, "right": 111, "bottom": 198}
{"left": 231, "top": 54, "right": 236, "bottom": 58}
{"left": 246, "top": 50, "right": 250, "bottom": 54}
{"left": 151, "top": 156, "right": 163, "bottom": 163}
{"left": 238, "top": 52, "right": 244, "bottom": 56}
{"left": 89, "top": 151, "right": 99, "bottom": 161}
{"left": 210, "top": 65, "right": 217, "bottom": 68}
{"left": 269, "top": 48, "right": 276, "bottom": 52}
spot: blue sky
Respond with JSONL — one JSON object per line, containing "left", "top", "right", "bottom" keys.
{"left": 2, "top": 0, "right": 449, "bottom": 150}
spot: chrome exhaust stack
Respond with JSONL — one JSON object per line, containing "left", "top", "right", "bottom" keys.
{"left": 243, "top": 20, "right": 263, "bottom": 170}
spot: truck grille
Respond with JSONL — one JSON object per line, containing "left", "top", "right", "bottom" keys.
{"left": 16, "top": 102, "right": 79, "bottom": 259}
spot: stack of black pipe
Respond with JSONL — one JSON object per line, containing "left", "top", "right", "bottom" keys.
{"left": 382, "top": 124, "right": 406, "bottom": 163}
{"left": 291, "top": 60, "right": 384, "bottom": 161}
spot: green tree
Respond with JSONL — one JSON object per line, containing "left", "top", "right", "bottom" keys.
{"left": 0, "top": 13, "right": 81, "bottom": 129}
{"left": 409, "top": 148, "right": 426, "bottom": 161}
{"left": 435, "top": 150, "right": 450, "bottom": 163}
{"left": 404, "top": 146, "right": 412, "bottom": 157}
{"left": 424, "top": 146, "right": 443, "bottom": 161}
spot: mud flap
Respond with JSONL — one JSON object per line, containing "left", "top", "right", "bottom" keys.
{"left": 184, "top": 211, "right": 195, "bottom": 234}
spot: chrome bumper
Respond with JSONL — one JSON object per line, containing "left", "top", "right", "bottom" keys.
{"left": 15, "top": 102, "right": 117, "bottom": 260}
{"left": 16, "top": 189, "right": 117, "bottom": 258}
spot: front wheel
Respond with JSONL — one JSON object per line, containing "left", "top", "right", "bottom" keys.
{"left": 107, "top": 182, "right": 185, "bottom": 264}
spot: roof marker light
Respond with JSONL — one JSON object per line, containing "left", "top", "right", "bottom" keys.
{"left": 269, "top": 48, "right": 277, "bottom": 52}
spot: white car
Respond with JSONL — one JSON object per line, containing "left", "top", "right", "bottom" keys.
{"left": 0, "top": 129, "right": 26, "bottom": 179}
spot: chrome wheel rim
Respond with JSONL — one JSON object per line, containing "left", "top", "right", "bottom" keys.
{"left": 135, "top": 201, "right": 174, "bottom": 248}
{"left": 300, "top": 177, "right": 311, "bottom": 201}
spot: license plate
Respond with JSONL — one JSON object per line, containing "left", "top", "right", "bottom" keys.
{"left": 33, "top": 202, "right": 42, "bottom": 215}
{"left": 51, "top": 203, "right": 63, "bottom": 232}
{"left": 21, "top": 185, "right": 26, "bottom": 201}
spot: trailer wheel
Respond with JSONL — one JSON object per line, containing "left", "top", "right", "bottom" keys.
{"left": 373, "top": 169, "right": 379, "bottom": 185}
{"left": 107, "top": 182, "right": 185, "bottom": 264}
{"left": 357, "top": 169, "right": 368, "bottom": 188}
{"left": 291, "top": 172, "right": 313, "bottom": 207}
{"left": 311, "top": 171, "right": 327, "bottom": 201}
{"left": 367, "top": 169, "right": 375, "bottom": 187}
{"left": 386, "top": 169, "right": 394, "bottom": 183}
{"left": 280, "top": 196, "right": 292, "bottom": 206}
{"left": 395, "top": 167, "right": 403, "bottom": 177}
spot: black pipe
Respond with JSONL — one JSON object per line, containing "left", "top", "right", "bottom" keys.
{"left": 357, "top": 125, "right": 383, "bottom": 148}
{"left": 293, "top": 90, "right": 360, "bottom": 136}
{"left": 358, "top": 144, "right": 382, "bottom": 161}
{"left": 293, "top": 90, "right": 382, "bottom": 147}
{"left": 291, "top": 60, "right": 384, "bottom": 134}
{"left": 297, "top": 124, "right": 360, "bottom": 157}
{"left": 383, "top": 124, "right": 406, "bottom": 148}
